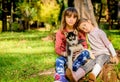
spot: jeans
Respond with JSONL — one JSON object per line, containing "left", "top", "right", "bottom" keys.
{"left": 55, "top": 50, "right": 91, "bottom": 74}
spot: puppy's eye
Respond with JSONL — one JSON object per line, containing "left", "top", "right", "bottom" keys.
{"left": 69, "top": 37, "right": 72, "bottom": 41}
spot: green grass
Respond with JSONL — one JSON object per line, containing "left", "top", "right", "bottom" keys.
{"left": 104, "top": 30, "right": 120, "bottom": 50}
{"left": 0, "top": 30, "right": 57, "bottom": 82}
{"left": 0, "top": 29, "right": 119, "bottom": 82}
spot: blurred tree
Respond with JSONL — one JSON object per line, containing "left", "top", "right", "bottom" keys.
{"left": 74, "top": 0, "right": 98, "bottom": 27}
{"left": 107, "top": 0, "right": 118, "bottom": 29}
{"left": 56, "top": 0, "right": 65, "bottom": 21}
{"left": 68, "top": 0, "right": 74, "bottom": 7}
{"left": 118, "top": 1, "right": 120, "bottom": 29}
{"left": 17, "top": 1, "right": 37, "bottom": 30}
{"left": 39, "top": 0, "right": 60, "bottom": 28}
{"left": 2, "top": 0, "right": 8, "bottom": 32}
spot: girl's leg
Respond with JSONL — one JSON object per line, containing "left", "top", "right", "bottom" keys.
{"left": 89, "top": 54, "right": 110, "bottom": 81}
{"left": 66, "top": 58, "right": 96, "bottom": 81}
{"left": 75, "top": 59, "right": 96, "bottom": 81}
{"left": 72, "top": 50, "right": 91, "bottom": 71}
{"left": 54, "top": 56, "right": 68, "bottom": 82}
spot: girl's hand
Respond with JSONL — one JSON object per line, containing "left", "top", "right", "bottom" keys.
{"left": 111, "top": 56, "right": 119, "bottom": 64}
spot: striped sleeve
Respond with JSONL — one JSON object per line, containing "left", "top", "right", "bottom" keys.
{"left": 99, "top": 30, "right": 111, "bottom": 48}
{"left": 99, "top": 30, "right": 117, "bottom": 56}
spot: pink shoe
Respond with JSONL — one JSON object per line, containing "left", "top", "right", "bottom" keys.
{"left": 54, "top": 73, "right": 68, "bottom": 82}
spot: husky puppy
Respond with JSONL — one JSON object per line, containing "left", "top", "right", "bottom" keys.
{"left": 65, "top": 30, "right": 95, "bottom": 70}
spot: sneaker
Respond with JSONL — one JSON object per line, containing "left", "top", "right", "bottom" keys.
{"left": 66, "top": 68, "right": 76, "bottom": 82}
{"left": 88, "top": 73, "right": 96, "bottom": 81}
{"left": 54, "top": 73, "right": 68, "bottom": 82}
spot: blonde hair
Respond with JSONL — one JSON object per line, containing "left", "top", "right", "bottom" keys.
{"left": 60, "top": 7, "right": 78, "bottom": 32}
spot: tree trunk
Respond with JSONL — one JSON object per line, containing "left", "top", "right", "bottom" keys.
{"left": 9, "top": 1, "right": 13, "bottom": 31}
{"left": 118, "top": 1, "right": 120, "bottom": 29}
{"left": 74, "top": 0, "right": 98, "bottom": 27}
{"left": 24, "top": 19, "right": 29, "bottom": 30}
{"left": 2, "top": 0, "right": 8, "bottom": 32}
{"left": 97, "top": 3, "right": 103, "bottom": 25}
{"left": 68, "top": 0, "right": 74, "bottom": 7}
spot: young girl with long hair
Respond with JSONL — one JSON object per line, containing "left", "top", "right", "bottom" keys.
{"left": 54, "top": 7, "right": 88, "bottom": 82}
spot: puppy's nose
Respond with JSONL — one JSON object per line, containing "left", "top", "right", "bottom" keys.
{"left": 72, "top": 43, "right": 75, "bottom": 46}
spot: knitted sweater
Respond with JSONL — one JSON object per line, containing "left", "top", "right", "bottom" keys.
{"left": 88, "top": 27, "right": 116, "bottom": 57}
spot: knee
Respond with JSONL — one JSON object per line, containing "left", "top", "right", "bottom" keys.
{"left": 81, "top": 50, "right": 90, "bottom": 58}
{"left": 96, "top": 55, "right": 110, "bottom": 66}
{"left": 56, "top": 56, "right": 67, "bottom": 64}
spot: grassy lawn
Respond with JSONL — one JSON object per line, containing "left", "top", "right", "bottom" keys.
{"left": 0, "top": 29, "right": 120, "bottom": 82}
{"left": 104, "top": 30, "right": 120, "bottom": 50}
{"left": 0, "top": 30, "right": 57, "bottom": 82}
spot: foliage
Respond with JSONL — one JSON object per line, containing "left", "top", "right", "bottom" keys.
{"left": 39, "top": 0, "right": 60, "bottom": 26}
{"left": 11, "top": 22, "right": 20, "bottom": 31}
{"left": 16, "top": 2, "right": 37, "bottom": 21}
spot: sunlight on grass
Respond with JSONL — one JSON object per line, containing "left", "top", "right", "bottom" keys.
{"left": 0, "top": 30, "right": 56, "bottom": 82}
{"left": 105, "top": 30, "right": 120, "bottom": 50}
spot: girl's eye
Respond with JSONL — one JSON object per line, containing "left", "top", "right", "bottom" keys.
{"left": 80, "top": 26, "right": 86, "bottom": 30}
{"left": 66, "top": 15, "right": 71, "bottom": 18}
{"left": 83, "top": 24, "right": 86, "bottom": 26}
{"left": 81, "top": 26, "right": 85, "bottom": 29}
{"left": 73, "top": 16, "right": 77, "bottom": 18}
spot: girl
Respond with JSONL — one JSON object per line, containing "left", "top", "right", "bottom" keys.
{"left": 66, "top": 18, "right": 119, "bottom": 82}
{"left": 54, "top": 7, "right": 88, "bottom": 82}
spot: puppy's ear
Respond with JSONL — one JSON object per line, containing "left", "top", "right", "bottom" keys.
{"left": 73, "top": 29, "right": 78, "bottom": 35}
{"left": 64, "top": 32, "right": 68, "bottom": 37}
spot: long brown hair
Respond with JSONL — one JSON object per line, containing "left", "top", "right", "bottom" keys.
{"left": 60, "top": 7, "right": 79, "bottom": 32}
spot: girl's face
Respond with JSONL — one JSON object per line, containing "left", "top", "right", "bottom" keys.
{"left": 65, "top": 14, "right": 77, "bottom": 27}
{"left": 79, "top": 21, "right": 91, "bottom": 33}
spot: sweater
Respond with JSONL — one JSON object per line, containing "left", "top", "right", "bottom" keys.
{"left": 88, "top": 27, "right": 116, "bottom": 57}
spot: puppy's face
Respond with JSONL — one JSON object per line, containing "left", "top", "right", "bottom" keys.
{"left": 65, "top": 31, "right": 78, "bottom": 46}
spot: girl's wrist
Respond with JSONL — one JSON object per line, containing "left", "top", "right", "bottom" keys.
{"left": 63, "top": 52, "right": 67, "bottom": 57}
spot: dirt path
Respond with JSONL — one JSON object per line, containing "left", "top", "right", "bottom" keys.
{"left": 38, "top": 68, "right": 55, "bottom": 76}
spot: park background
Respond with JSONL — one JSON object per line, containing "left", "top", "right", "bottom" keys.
{"left": 0, "top": 0, "right": 120, "bottom": 82}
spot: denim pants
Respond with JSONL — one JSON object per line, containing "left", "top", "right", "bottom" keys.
{"left": 55, "top": 50, "right": 91, "bottom": 74}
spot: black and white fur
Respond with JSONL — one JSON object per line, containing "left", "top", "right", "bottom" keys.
{"left": 65, "top": 30, "right": 95, "bottom": 70}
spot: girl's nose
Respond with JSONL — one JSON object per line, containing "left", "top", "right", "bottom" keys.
{"left": 70, "top": 18, "right": 74, "bottom": 21}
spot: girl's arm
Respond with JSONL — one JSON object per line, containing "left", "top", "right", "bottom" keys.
{"left": 99, "top": 30, "right": 117, "bottom": 57}
{"left": 78, "top": 31, "right": 88, "bottom": 49}
{"left": 55, "top": 30, "right": 66, "bottom": 56}
{"left": 99, "top": 30, "right": 119, "bottom": 64}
